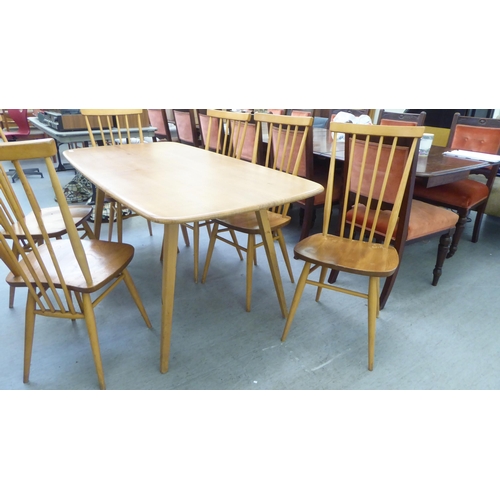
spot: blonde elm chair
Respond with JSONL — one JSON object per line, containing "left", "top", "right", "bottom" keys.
{"left": 0, "top": 127, "right": 94, "bottom": 308}
{"left": 281, "top": 122, "right": 425, "bottom": 370}
{"left": 80, "top": 109, "right": 154, "bottom": 243}
{"left": 201, "top": 112, "right": 314, "bottom": 312}
{"left": 0, "top": 138, "right": 151, "bottom": 389}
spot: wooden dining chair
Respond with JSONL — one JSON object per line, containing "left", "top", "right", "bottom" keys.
{"left": 147, "top": 109, "right": 173, "bottom": 142}
{"left": 0, "top": 127, "right": 94, "bottom": 308}
{"left": 172, "top": 109, "right": 200, "bottom": 147}
{"left": 176, "top": 109, "right": 252, "bottom": 284}
{"left": 80, "top": 109, "right": 154, "bottom": 244}
{"left": 0, "top": 138, "right": 151, "bottom": 389}
{"left": 201, "top": 112, "right": 314, "bottom": 312}
{"left": 281, "top": 122, "right": 425, "bottom": 370}
{"left": 412, "top": 113, "right": 500, "bottom": 254}
{"left": 326, "top": 115, "right": 459, "bottom": 309}
{"left": 378, "top": 110, "right": 427, "bottom": 127}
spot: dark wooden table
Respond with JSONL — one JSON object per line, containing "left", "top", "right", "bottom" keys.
{"left": 312, "top": 129, "right": 496, "bottom": 187}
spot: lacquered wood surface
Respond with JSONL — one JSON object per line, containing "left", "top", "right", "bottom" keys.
{"left": 311, "top": 130, "right": 494, "bottom": 188}
{"left": 415, "top": 145, "right": 489, "bottom": 187}
{"left": 64, "top": 142, "right": 324, "bottom": 224}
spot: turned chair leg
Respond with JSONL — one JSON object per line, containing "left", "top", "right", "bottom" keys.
{"left": 447, "top": 210, "right": 467, "bottom": 258}
{"left": 471, "top": 204, "right": 487, "bottom": 243}
{"left": 432, "top": 231, "right": 453, "bottom": 286}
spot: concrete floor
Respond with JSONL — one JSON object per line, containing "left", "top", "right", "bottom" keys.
{"left": 1, "top": 154, "right": 500, "bottom": 390}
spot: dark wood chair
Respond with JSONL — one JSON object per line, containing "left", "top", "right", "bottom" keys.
{"left": 172, "top": 109, "right": 200, "bottom": 147}
{"left": 281, "top": 122, "right": 425, "bottom": 370}
{"left": 412, "top": 113, "right": 500, "bottom": 254}
{"left": 378, "top": 110, "right": 427, "bottom": 127}
{"left": 147, "top": 109, "right": 174, "bottom": 142}
{"left": 0, "top": 138, "right": 151, "bottom": 389}
{"left": 201, "top": 112, "right": 313, "bottom": 312}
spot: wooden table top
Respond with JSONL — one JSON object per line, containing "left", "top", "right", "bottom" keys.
{"left": 63, "top": 141, "right": 324, "bottom": 224}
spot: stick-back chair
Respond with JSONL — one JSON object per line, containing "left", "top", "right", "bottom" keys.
{"left": 0, "top": 128, "right": 94, "bottom": 308}
{"left": 201, "top": 112, "right": 314, "bottom": 312}
{"left": 177, "top": 109, "right": 251, "bottom": 284}
{"left": 412, "top": 112, "right": 500, "bottom": 253}
{"left": 328, "top": 111, "right": 459, "bottom": 309}
{"left": 80, "top": 109, "right": 153, "bottom": 243}
{"left": 0, "top": 138, "right": 151, "bottom": 389}
{"left": 281, "top": 122, "right": 425, "bottom": 370}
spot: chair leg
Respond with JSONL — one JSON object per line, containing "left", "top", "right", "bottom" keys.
{"left": 379, "top": 269, "right": 400, "bottom": 311}
{"left": 147, "top": 219, "right": 153, "bottom": 237}
{"left": 447, "top": 210, "right": 468, "bottom": 258}
{"left": 367, "top": 276, "right": 379, "bottom": 371}
{"left": 193, "top": 221, "right": 200, "bottom": 283}
{"left": 181, "top": 224, "right": 190, "bottom": 246}
{"left": 315, "top": 266, "right": 328, "bottom": 302}
{"left": 246, "top": 234, "right": 255, "bottom": 312}
{"left": 432, "top": 231, "right": 453, "bottom": 286}
{"left": 107, "top": 203, "right": 115, "bottom": 242}
{"left": 281, "top": 262, "right": 311, "bottom": 342}
{"left": 201, "top": 222, "right": 219, "bottom": 284}
{"left": 229, "top": 229, "right": 244, "bottom": 260}
{"left": 122, "top": 269, "right": 152, "bottom": 328}
{"left": 82, "top": 293, "right": 106, "bottom": 390}
{"left": 471, "top": 204, "right": 486, "bottom": 243}
{"left": 300, "top": 198, "right": 315, "bottom": 241}
{"left": 23, "top": 293, "right": 36, "bottom": 384}
{"left": 328, "top": 269, "right": 340, "bottom": 284}
{"left": 9, "top": 286, "right": 15, "bottom": 308}
{"left": 276, "top": 229, "right": 294, "bottom": 283}
{"left": 116, "top": 203, "right": 123, "bottom": 244}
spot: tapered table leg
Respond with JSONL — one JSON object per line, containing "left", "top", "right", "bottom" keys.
{"left": 160, "top": 223, "right": 179, "bottom": 373}
{"left": 255, "top": 209, "right": 288, "bottom": 318}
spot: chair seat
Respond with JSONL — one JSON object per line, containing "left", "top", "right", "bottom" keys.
{"left": 9, "top": 205, "right": 92, "bottom": 238}
{"left": 413, "top": 178, "right": 490, "bottom": 209}
{"left": 215, "top": 210, "right": 291, "bottom": 233}
{"left": 294, "top": 234, "right": 400, "bottom": 277}
{"left": 7, "top": 239, "right": 134, "bottom": 293}
{"left": 348, "top": 200, "right": 459, "bottom": 241}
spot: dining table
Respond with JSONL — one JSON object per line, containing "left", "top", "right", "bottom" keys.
{"left": 63, "top": 141, "right": 324, "bottom": 373}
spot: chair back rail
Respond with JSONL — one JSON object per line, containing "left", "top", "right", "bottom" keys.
{"left": 80, "top": 109, "right": 145, "bottom": 147}
{"left": 254, "top": 113, "right": 314, "bottom": 216}
{"left": 200, "top": 109, "right": 252, "bottom": 158}
{"left": 327, "top": 123, "right": 424, "bottom": 247}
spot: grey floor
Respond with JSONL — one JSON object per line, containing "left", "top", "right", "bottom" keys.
{"left": 1, "top": 153, "right": 500, "bottom": 390}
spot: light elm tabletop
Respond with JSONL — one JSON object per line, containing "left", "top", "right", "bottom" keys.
{"left": 64, "top": 141, "right": 324, "bottom": 373}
